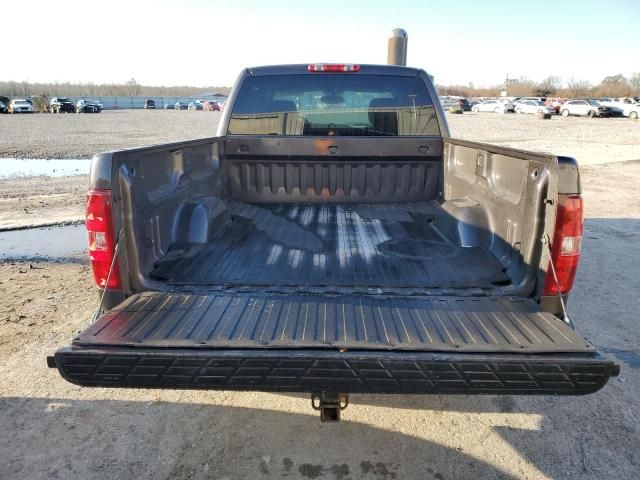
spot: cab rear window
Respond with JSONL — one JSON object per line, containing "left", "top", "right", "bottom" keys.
{"left": 228, "top": 74, "right": 440, "bottom": 136}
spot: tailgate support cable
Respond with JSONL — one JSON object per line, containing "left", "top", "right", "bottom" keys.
{"left": 542, "top": 234, "right": 574, "bottom": 329}
{"left": 91, "top": 229, "right": 124, "bottom": 324}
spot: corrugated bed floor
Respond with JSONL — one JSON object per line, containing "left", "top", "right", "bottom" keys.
{"left": 75, "top": 292, "right": 594, "bottom": 353}
{"left": 151, "top": 202, "right": 510, "bottom": 289}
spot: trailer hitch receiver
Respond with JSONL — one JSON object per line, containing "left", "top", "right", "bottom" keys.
{"left": 311, "top": 393, "right": 349, "bottom": 422}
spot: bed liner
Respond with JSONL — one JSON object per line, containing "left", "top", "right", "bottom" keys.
{"left": 151, "top": 202, "right": 510, "bottom": 289}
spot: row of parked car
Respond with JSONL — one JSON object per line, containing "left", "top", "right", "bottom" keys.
{"left": 0, "top": 97, "right": 228, "bottom": 114}
{"left": 441, "top": 95, "right": 640, "bottom": 119}
{"left": 0, "top": 97, "right": 103, "bottom": 114}
{"left": 143, "top": 99, "right": 225, "bottom": 111}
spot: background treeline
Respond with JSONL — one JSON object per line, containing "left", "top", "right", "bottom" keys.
{"left": 438, "top": 73, "right": 640, "bottom": 98}
{"left": 2, "top": 73, "right": 639, "bottom": 100}
{"left": 0, "top": 78, "right": 231, "bottom": 98}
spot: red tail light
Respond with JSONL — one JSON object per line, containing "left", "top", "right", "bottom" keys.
{"left": 86, "top": 189, "right": 121, "bottom": 289}
{"left": 543, "top": 194, "right": 583, "bottom": 295}
{"left": 307, "top": 64, "right": 360, "bottom": 72}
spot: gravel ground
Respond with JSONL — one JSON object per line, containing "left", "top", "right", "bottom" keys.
{"left": 0, "top": 110, "right": 638, "bottom": 163}
{"left": 447, "top": 112, "right": 640, "bottom": 166}
{"left": 0, "top": 110, "right": 221, "bottom": 159}
{"left": 0, "top": 113, "right": 639, "bottom": 479}
{"left": 0, "top": 111, "right": 639, "bottom": 231}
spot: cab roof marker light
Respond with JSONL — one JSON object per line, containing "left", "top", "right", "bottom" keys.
{"left": 308, "top": 64, "right": 361, "bottom": 72}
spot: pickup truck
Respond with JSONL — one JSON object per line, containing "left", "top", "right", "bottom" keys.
{"left": 49, "top": 63, "right": 619, "bottom": 421}
{"left": 49, "top": 97, "right": 76, "bottom": 114}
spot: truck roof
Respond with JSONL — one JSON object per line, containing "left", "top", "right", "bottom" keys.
{"left": 247, "top": 63, "right": 426, "bottom": 77}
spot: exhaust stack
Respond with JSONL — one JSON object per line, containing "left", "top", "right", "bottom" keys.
{"left": 387, "top": 28, "right": 408, "bottom": 66}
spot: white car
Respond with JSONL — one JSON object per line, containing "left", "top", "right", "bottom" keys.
{"left": 514, "top": 96, "right": 546, "bottom": 104}
{"left": 472, "top": 99, "right": 512, "bottom": 113}
{"left": 9, "top": 99, "right": 34, "bottom": 113}
{"left": 560, "top": 100, "right": 613, "bottom": 118}
{"left": 514, "top": 100, "right": 556, "bottom": 115}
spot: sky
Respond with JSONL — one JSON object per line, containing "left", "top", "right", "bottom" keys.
{"left": 2, "top": 0, "right": 639, "bottom": 88}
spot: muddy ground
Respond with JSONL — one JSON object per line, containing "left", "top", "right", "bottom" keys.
{"left": 0, "top": 114, "right": 639, "bottom": 479}
{"left": 0, "top": 175, "right": 87, "bottom": 229}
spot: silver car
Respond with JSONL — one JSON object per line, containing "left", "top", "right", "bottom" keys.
{"left": 471, "top": 99, "right": 513, "bottom": 113}
{"left": 9, "top": 99, "right": 34, "bottom": 113}
{"left": 514, "top": 100, "right": 556, "bottom": 115}
{"left": 560, "top": 100, "right": 613, "bottom": 118}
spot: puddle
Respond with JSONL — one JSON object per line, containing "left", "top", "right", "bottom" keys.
{"left": 0, "top": 158, "right": 91, "bottom": 179}
{"left": 0, "top": 224, "right": 87, "bottom": 259}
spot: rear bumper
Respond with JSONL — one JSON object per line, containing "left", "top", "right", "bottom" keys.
{"left": 50, "top": 346, "right": 619, "bottom": 395}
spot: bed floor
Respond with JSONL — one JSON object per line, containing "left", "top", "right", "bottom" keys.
{"left": 151, "top": 202, "right": 510, "bottom": 289}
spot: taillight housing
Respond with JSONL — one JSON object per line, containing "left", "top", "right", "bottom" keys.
{"left": 543, "top": 194, "right": 583, "bottom": 295}
{"left": 307, "top": 64, "right": 360, "bottom": 72}
{"left": 86, "top": 189, "right": 121, "bottom": 289}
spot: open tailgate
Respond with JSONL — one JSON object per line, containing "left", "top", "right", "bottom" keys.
{"left": 49, "top": 292, "right": 618, "bottom": 395}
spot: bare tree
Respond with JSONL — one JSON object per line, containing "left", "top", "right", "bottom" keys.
{"left": 126, "top": 78, "right": 141, "bottom": 96}
{"left": 630, "top": 72, "right": 640, "bottom": 94}
{"left": 566, "top": 78, "right": 593, "bottom": 98}
{"left": 508, "top": 81, "right": 536, "bottom": 97}
{"left": 596, "top": 74, "right": 631, "bottom": 97}
{"left": 536, "top": 76, "right": 562, "bottom": 97}
{"left": 0, "top": 79, "right": 232, "bottom": 98}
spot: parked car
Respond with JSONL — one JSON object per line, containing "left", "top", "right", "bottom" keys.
{"left": 203, "top": 100, "right": 221, "bottom": 111}
{"left": 163, "top": 101, "right": 174, "bottom": 109}
{"left": 499, "top": 99, "right": 515, "bottom": 112}
{"left": 516, "top": 96, "right": 547, "bottom": 103}
{"left": 440, "top": 96, "right": 470, "bottom": 111}
{"left": 0, "top": 101, "right": 7, "bottom": 114}
{"left": 601, "top": 98, "right": 640, "bottom": 119}
{"left": 544, "top": 98, "right": 567, "bottom": 114}
{"left": 49, "top": 97, "right": 75, "bottom": 113}
{"left": 560, "top": 100, "right": 613, "bottom": 118}
{"left": 440, "top": 97, "right": 456, "bottom": 109}
{"left": 458, "top": 98, "right": 470, "bottom": 111}
{"left": 467, "top": 99, "right": 481, "bottom": 109}
{"left": 471, "top": 99, "right": 512, "bottom": 113}
{"left": 8, "top": 98, "right": 34, "bottom": 113}
{"left": 76, "top": 99, "right": 103, "bottom": 113}
{"left": 188, "top": 101, "right": 203, "bottom": 111}
{"left": 144, "top": 99, "right": 156, "bottom": 109}
{"left": 514, "top": 100, "right": 556, "bottom": 115}
{"left": 174, "top": 101, "right": 188, "bottom": 110}
{"left": 48, "top": 63, "right": 619, "bottom": 422}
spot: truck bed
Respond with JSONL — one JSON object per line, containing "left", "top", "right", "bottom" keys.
{"left": 150, "top": 202, "right": 510, "bottom": 289}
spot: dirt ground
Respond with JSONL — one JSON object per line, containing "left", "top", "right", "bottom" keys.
{"left": 0, "top": 175, "right": 87, "bottom": 229}
{"left": 0, "top": 115, "right": 639, "bottom": 479}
